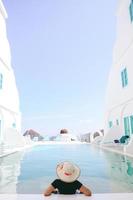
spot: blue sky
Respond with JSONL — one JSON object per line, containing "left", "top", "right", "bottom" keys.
{"left": 4, "top": 0, "right": 117, "bottom": 135}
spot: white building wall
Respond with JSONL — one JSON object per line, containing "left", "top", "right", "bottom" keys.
{"left": 0, "top": 0, "right": 21, "bottom": 146}
{"left": 104, "top": 0, "right": 133, "bottom": 142}
{"left": 55, "top": 134, "right": 78, "bottom": 142}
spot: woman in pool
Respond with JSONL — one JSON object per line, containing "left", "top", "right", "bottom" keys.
{"left": 44, "top": 161, "right": 92, "bottom": 196}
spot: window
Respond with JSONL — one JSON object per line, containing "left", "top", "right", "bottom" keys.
{"left": 116, "top": 119, "right": 119, "bottom": 126}
{"left": 129, "top": 0, "right": 133, "bottom": 22}
{"left": 0, "top": 73, "right": 3, "bottom": 89}
{"left": 121, "top": 68, "right": 128, "bottom": 88}
{"left": 109, "top": 121, "right": 113, "bottom": 128}
{"left": 12, "top": 122, "right": 16, "bottom": 128}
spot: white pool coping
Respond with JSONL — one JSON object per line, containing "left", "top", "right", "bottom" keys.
{"left": 36, "top": 141, "right": 86, "bottom": 145}
{"left": 99, "top": 145, "right": 133, "bottom": 158}
{"left": 1, "top": 140, "right": 133, "bottom": 159}
{"left": 0, "top": 141, "right": 86, "bottom": 158}
{"left": 0, "top": 144, "right": 35, "bottom": 158}
{"left": 0, "top": 193, "right": 133, "bottom": 200}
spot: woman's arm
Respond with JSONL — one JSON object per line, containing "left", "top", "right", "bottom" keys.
{"left": 44, "top": 185, "right": 55, "bottom": 196}
{"left": 79, "top": 185, "right": 92, "bottom": 196}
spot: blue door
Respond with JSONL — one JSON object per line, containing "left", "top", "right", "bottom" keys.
{"left": 130, "top": 115, "right": 133, "bottom": 134}
{"left": 124, "top": 117, "right": 130, "bottom": 136}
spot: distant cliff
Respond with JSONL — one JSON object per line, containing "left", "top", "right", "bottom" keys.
{"left": 23, "top": 129, "right": 44, "bottom": 141}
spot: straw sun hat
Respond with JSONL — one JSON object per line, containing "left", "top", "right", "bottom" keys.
{"left": 56, "top": 162, "right": 80, "bottom": 183}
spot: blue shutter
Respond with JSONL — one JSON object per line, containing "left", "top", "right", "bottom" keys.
{"left": 124, "top": 117, "right": 130, "bottom": 136}
{"left": 121, "top": 68, "right": 128, "bottom": 88}
{"left": 130, "top": 115, "right": 133, "bottom": 134}
{"left": 124, "top": 68, "right": 128, "bottom": 86}
{"left": 109, "top": 121, "right": 113, "bottom": 128}
{"left": 129, "top": 1, "right": 133, "bottom": 22}
{"left": 121, "top": 71, "right": 124, "bottom": 87}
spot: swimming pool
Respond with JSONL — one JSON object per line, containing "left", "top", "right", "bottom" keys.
{"left": 0, "top": 144, "right": 133, "bottom": 194}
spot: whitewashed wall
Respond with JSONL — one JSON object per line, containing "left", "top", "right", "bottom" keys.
{"left": 0, "top": 0, "right": 21, "bottom": 145}
{"left": 104, "top": 0, "right": 133, "bottom": 139}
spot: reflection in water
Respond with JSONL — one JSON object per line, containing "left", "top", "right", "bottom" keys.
{"left": 104, "top": 151, "right": 133, "bottom": 191}
{"left": 1, "top": 145, "right": 133, "bottom": 194}
{"left": 127, "top": 161, "right": 133, "bottom": 176}
{"left": 16, "top": 145, "right": 133, "bottom": 193}
{"left": 0, "top": 151, "right": 24, "bottom": 193}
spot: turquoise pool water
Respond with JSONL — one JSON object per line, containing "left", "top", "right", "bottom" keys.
{"left": 0, "top": 144, "right": 133, "bottom": 194}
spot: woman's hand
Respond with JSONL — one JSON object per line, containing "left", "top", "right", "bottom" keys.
{"left": 79, "top": 185, "right": 92, "bottom": 196}
{"left": 44, "top": 185, "right": 55, "bottom": 196}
